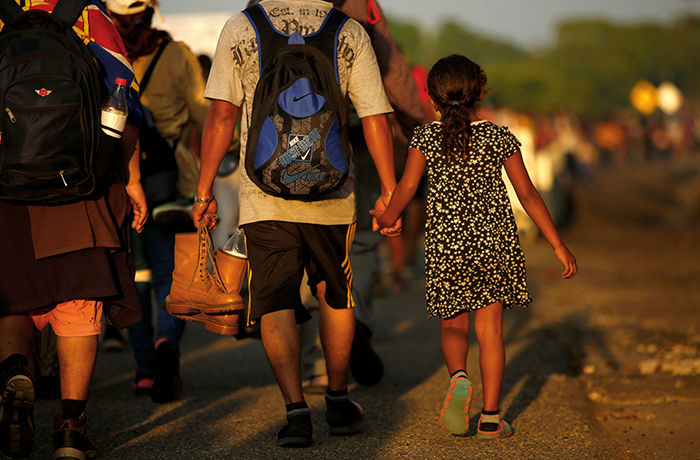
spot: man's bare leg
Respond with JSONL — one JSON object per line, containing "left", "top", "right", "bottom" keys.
{"left": 260, "top": 309, "right": 313, "bottom": 447}
{"left": 0, "top": 314, "right": 33, "bottom": 362}
{"left": 260, "top": 309, "right": 303, "bottom": 404}
{"left": 316, "top": 281, "right": 363, "bottom": 436}
{"left": 316, "top": 281, "right": 354, "bottom": 392}
{"left": 56, "top": 336, "right": 98, "bottom": 401}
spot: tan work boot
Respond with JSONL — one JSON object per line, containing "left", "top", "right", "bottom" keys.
{"left": 215, "top": 249, "right": 248, "bottom": 296}
{"left": 164, "top": 233, "right": 243, "bottom": 315}
{"left": 167, "top": 245, "right": 248, "bottom": 336}
{"left": 198, "top": 249, "right": 249, "bottom": 335}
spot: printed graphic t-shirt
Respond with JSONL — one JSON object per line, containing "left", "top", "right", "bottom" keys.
{"left": 205, "top": 0, "right": 393, "bottom": 226}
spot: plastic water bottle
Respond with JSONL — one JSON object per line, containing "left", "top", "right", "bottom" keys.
{"left": 222, "top": 229, "right": 247, "bottom": 259}
{"left": 101, "top": 78, "right": 128, "bottom": 138}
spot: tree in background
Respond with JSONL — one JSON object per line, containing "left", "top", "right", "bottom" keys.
{"left": 389, "top": 15, "right": 700, "bottom": 119}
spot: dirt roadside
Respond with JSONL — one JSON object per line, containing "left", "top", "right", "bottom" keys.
{"left": 523, "top": 153, "right": 700, "bottom": 459}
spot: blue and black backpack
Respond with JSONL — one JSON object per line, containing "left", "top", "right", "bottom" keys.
{"left": 244, "top": 4, "right": 352, "bottom": 198}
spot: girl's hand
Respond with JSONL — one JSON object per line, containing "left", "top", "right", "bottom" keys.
{"left": 554, "top": 245, "right": 578, "bottom": 279}
{"left": 370, "top": 196, "right": 402, "bottom": 237}
{"left": 369, "top": 210, "right": 402, "bottom": 237}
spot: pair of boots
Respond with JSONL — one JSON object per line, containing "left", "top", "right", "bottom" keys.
{"left": 163, "top": 231, "right": 247, "bottom": 336}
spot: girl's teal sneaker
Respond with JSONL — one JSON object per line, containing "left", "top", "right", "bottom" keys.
{"left": 476, "top": 417, "right": 513, "bottom": 440}
{"left": 438, "top": 378, "right": 473, "bottom": 434}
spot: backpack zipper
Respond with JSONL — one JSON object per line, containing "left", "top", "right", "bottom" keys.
{"left": 5, "top": 108, "right": 16, "bottom": 123}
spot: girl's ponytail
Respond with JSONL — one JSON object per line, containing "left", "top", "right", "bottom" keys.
{"left": 440, "top": 101, "right": 472, "bottom": 160}
{"left": 427, "top": 55, "right": 487, "bottom": 160}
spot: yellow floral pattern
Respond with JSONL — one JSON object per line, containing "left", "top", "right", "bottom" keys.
{"left": 410, "top": 120, "right": 532, "bottom": 318}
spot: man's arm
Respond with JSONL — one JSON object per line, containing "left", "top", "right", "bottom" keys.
{"left": 191, "top": 99, "right": 240, "bottom": 229}
{"left": 361, "top": 113, "right": 401, "bottom": 233}
{"left": 120, "top": 124, "right": 148, "bottom": 232}
{"left": 339, "top": 0, "right": 424, "bottom": 137}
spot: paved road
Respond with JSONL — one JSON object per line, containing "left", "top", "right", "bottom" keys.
{"left": 21, "top": 155, "right": 700, "bottom": 459}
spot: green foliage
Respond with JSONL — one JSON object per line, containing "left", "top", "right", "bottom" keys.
{"left": 387, "top": 15, "right": 700, "bottom": 118}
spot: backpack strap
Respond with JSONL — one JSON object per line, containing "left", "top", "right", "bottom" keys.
{"left": 243, "top": 4, "right": 348, "bottom": 83}
{"left": 0, "top": 0, "right": 24, "bottom": 25}
{"left": 139, "top": 39, "right": 170, "bottom": 93}
{"left": 243, "top": 4, "right": 274, "bottom": 77}
{"left": 310, "top": 9, "right": 348, "bottom": 83}
{"left": 51, "top": 0, "right": 91, "bottom": 29}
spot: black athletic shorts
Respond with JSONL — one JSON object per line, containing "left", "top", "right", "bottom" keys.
{"left": 241, "top": 221, "right": 356, "bottom": 326}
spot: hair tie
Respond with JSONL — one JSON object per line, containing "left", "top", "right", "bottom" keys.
{"left": 451, "top": 102, "right": 460, "bottom": 106}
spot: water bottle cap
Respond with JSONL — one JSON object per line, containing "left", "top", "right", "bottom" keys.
{"left": 115, "top": 78, "right": 127, "bottom": 86}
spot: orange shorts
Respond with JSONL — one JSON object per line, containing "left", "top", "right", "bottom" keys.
{"left": 29, "top": 300, "right": 103, "bottom": 337}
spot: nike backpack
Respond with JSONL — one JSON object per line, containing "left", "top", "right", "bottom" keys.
{"left": 244, "top": 4, "right": 352, "bottom": 198}
{"left": 0, "top": 0, "right": 109, "bottom": 204}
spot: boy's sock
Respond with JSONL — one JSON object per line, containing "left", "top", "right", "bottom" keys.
{"left": 479, "top": 409, "right": 500, "bottom": 432}
{"left": 286, "top": 401, "right": 311, "bottom": 419}
{"left": 326, "top": 388, "right": 355, "bottom": 413}
{"left": 326, "top": 388, "right": 348, "bottom": 399}
{"left": 450, "top": 369, "right": 469, "bottom": 383}
{"left": 276, "top": 401, "right": 312, "bottom": 445}
{"left": 284, "top": 401, "right": 311, "bottom": 432}
{"left": 326, "top": 389, "right": 362, "bottom": 432}
{"left": 60, "top": 399, "right": 87, "bottom": 421}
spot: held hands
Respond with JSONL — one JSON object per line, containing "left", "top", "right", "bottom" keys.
{"left": 370, "top": 194, "right": 402, "bottom": 237}
{"left": 125, "top": 182, "right": 148, "bottom": 233}
{"left": 554, "top": 244, "right": 578, "bottom": 279}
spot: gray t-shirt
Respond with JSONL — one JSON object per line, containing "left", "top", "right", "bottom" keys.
{"left": 205, "top": 0, "right": 393, "bottom": 226}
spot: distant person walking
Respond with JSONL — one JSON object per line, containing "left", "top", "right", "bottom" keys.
{"left": 106, "top": 0, "right": 211, "bottom": 402}
{"left": 372, "top": 54, "right": 577, "bottom": 439}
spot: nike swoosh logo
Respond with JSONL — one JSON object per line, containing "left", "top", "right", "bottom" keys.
{"left": 293, "top": 93, "right": 312, "bottom": 102}
{"left": 299, "top": 148, "right": 311, "bottom": 161}
{"left": 283, "top": 165, "right": 320, "bottom": 184}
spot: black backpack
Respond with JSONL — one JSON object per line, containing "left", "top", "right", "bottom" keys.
{"left": 244, "top": 4, "right": 352, "bottom": 198}
{"left": 0, "top": 0, "right": 109, "bottom": 204}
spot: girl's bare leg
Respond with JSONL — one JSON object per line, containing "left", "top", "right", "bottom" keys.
{"left": 439, "top": 311, "right": 471, "bottom": 375}
{"left": 474, "top": 302, "right": 505, "bottom": 412}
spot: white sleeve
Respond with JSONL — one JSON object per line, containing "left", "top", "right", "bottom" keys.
{"left": 343, "top": 20, "right": 393, "bottom": 118}
{"left": 203, "top": 14, "right": 248, "bottom": 106}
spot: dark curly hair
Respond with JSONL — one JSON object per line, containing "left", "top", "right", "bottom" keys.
{"left": 427, "top": 54, "right": 487, "bottom": 160}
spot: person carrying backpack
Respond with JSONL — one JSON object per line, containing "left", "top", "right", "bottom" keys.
{"left": 191, "top": 0, "right": 400, "bottom": 448}
{"left": 0, "top": 0, "right": 146, "bottom": 459}
{"left": 0, "top": 0, "right": 147, "bottom": 458}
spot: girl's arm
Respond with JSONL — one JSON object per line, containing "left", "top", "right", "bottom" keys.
{"left": 504, "top": 150, "right": 578, "bottom": 279}
{"left": 371, "top": 147, "right": 426, "bottom": 236}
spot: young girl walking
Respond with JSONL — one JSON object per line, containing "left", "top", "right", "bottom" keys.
{"left": 371, "top": 54, "right": 578, "bottom": 439}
